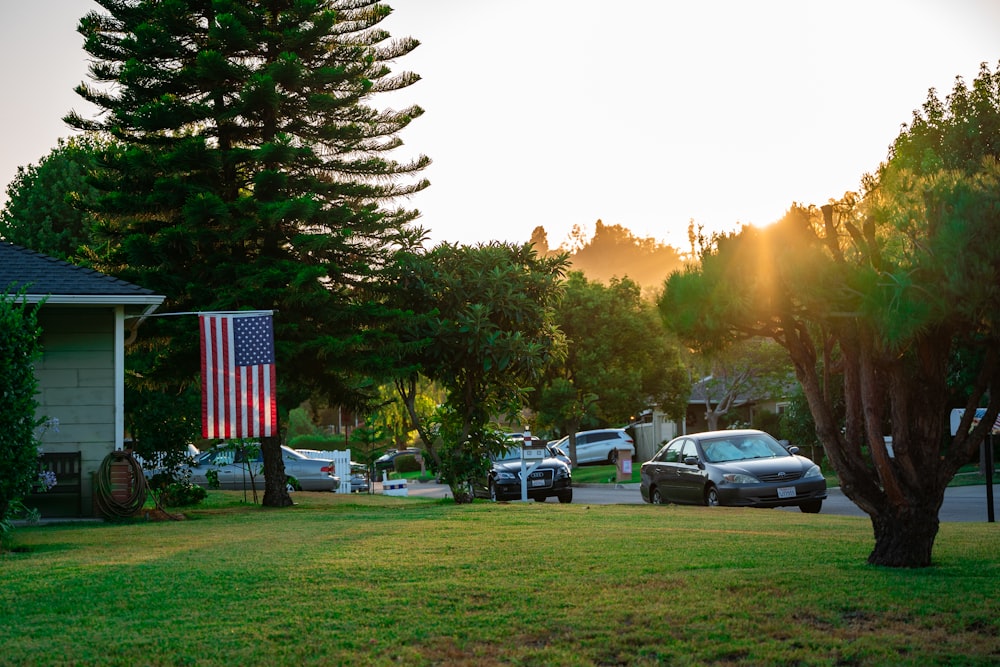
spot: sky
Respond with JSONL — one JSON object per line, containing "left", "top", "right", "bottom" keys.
{"left": 2, "top": 1, "right": 999, "bottom": 251}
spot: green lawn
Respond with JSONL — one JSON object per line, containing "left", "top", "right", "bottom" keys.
{"left": 2, "top": 492, "right": 998, "bottom": 666}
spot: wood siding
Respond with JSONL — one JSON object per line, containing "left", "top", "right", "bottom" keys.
{"left": 33, "top": 307, "right": 117, "bottom": 516}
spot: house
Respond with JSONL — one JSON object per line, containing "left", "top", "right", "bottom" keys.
{"left": 1, "top": 242, "right": 164, "bottom": 516}
{"left": 630, "top": 380, "right": 792, "bottom": 462}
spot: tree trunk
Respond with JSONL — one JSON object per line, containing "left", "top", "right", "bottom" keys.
{"left": 449, "top": 483, "right": 474, "bottom": 504}
{"left": 867, "top": 505, "right": 940, "bottom": 567}
{"left": 261, "top": 435, "right": 293, "bottom": 507}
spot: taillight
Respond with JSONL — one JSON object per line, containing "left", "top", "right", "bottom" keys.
{"left": 320, "top": 466, "right": 332, "bottom": 473}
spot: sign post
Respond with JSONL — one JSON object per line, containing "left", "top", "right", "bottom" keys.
{"left": 519, "top": 429, "right": 547, "bottom": 502}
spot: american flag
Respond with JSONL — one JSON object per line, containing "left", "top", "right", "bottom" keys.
{"left": 199, "top": 313, "right": 277, "bottom": 439}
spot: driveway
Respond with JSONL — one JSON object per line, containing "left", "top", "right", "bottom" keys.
{"left": 400, "top": 480, "right": 999, "bottom": 522}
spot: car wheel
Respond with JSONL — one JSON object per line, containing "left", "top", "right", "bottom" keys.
{"left": 650, "top": 487, "right": 663, "bottom": 505}
{"left": 799, "top": 500, "right": 822, "bottom": 514}
{"left": 558, "top": 490, "right": 572, "bottom": 504}
{"left": 286, "top": 477, "right": 301, "bottom": 492}
{"left": 705, "top": 485, "right": 720, "bottom": 507}
{"left": 489, "top": 481, "right": 498, "bottom": 502}
{"left": 607, "top": 450, "right": 618, "bottom": 465}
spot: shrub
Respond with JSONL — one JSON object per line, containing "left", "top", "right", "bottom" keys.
{"left": 160, "top": 482, "right": 207, "bottom": 507}
{"left": 394, "top": 454, "right": 422, "bottom": 474}
{"left": 0, "top": 290, "right": 44, "bottom": 525}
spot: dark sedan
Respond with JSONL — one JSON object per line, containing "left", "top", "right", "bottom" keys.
{"left": 472, "top": 444, "right": 573, "bottom": 503}
{"left": 640, "top": 429, "right": 827, "bottom": 513}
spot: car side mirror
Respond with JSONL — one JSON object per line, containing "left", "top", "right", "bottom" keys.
{"left": 683, "top": 455, "right": 699, "bottom": 466}
{"left": 787, "top": 446, "right": 800, "bottom": 455}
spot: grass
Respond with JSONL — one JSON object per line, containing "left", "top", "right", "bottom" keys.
{"left": 2, "top": 492, "right": 999, "bottom": 666}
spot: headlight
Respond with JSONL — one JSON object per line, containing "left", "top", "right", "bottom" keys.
{"left": 722, "top": 473, "right": 760, "bottom": 484}
{"left": 802, "top": 465, "right": 823, "bottom": 479}
{"left": 554, "top": 466, "right": 570, "bottom": 479}
{"left": 495, "top": 471, "right": 516, "bottom": 481}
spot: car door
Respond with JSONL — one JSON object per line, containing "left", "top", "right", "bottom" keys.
{"left": 674, "top": 439, "right": 707, "bottom": 503}
{"left": 655, "top": 440, "right": 685, "bottom": 501}
{"left": 642, "top": 442, "right": 673, "bottom": 499}
{"left": 227, "top": 448, "right": 264, "bottom": 490}
{"left": 573, "top": 432, "right": 595, "bottom": 463}
{"left": 201, "top": 449, "right": 240, "bottom": 489}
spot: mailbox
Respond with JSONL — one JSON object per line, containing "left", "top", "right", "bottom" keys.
{"left": 615, "top": 448, "right": 633, "bottom": 483}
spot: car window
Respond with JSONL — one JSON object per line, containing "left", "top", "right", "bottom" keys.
{"left": 206, "top": 450, "right": 235, "bottom": 466}
{"left": 494, "top": 447, "right": 522, "bottom": 462}
{"left": 664, "top": 441, "right": 683, "bottom": 463}
{"left": 702, "top": 435, "right": 788, "bottom": 462}
{"left": 234, "top": 448, "right": 261, "bottom": 464}
{"left": 680, "top": 440, "right": 699, "bottom": 462}
{"left": 702, "top": 440, "right": 740, "bottom": 462}
{"left": 652, "top": 443, "right": 672, "bottom": 462}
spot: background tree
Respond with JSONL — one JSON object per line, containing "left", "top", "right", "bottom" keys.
{"left": 533, "top": 272, "right": 690, "bottom": 464}
{"left": 684, "top": 338, "right": 793, "bottom": 431}
{"left": 0, "top": 291, "right": 44, "bottom": 529}
{"left": 0, "top": 135, "right": 108, "bottom": 262}
{"left": 541, "top": 220, "right": 686, "bottom": 293}
{"left": 65, "top": 0, "right": 429, "bottom": 507}
{"left": 386, "top": 242, "right": 569, "bottom": 501}
{"left": 659, "top": 64, "right": 1000, "bottom": 568}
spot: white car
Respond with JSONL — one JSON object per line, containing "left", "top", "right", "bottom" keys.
{"left": 190, "top": 444, "right": 340, "bottom": 491}
{"left": 566, "top": 429, "right": 635, "bottom": 465}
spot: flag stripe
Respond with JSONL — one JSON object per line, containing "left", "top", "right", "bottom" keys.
{"left": 199, "top": 313, "right": 276, "bottom": 439}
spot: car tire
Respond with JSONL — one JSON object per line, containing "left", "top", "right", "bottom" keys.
{"left": 651, "top": 487, "right": 663, "bottom": 504}
{"left": 705, "top": 485, "right": 720, "bottom": 507}
{"left": 558, "top": 490, "right": 572, "bottom": 503}
{"left": 489, "top": 481, "right": 498, "bottom": 502}
{"left": 799, "top": 500, "right": 822, "bottom": 514}
{"left": 607, "top": 450, "right": 618, "bottom": 465}
{"left": 286, "top": 477, "right": 301, "bottom": 492}
{"left": 534, "top": 496, "right": 546, "bottom": 502}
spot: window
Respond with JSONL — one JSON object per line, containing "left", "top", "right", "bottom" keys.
{"left": 680, "top": 440, "right": 699, "bottom": 462}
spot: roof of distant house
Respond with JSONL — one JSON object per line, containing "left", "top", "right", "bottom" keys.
{"left": 0, "top": 241, "right": 163, "bottom": 305}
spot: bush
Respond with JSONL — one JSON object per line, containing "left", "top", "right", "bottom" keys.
{"left": 394, "top": 454, "right": 422, "bottom": 474}
{"left": 0, "top": 290, "right": 44, "bottom": 524}
{"left": 160, "top": 482, "right": 207, "bottom": 507}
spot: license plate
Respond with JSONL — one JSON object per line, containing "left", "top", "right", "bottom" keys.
{"left": 777, "top": 486, "right": 796, "bottom": 499}
{"left": 531, "top": 479, "right": 546, "bottom": 487}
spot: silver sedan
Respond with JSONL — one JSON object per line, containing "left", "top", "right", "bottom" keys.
{"left": 190, "top": 445, "right": 340, "bottom": 492}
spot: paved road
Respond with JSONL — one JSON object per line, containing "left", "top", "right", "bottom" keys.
{"left": 398, "top": 480, "right": 999, "bottom": 523}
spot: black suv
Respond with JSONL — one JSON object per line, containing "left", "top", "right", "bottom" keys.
{"left": 471, "top": 443, "right": 573, "bottom": 503}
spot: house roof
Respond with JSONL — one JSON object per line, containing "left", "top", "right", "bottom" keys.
{"left": 0, "top": 241, "right": 164, "bottom": 306}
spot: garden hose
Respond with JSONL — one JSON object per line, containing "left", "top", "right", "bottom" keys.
{"left": 95, "top": 450, "right": 148, "bottom": 519}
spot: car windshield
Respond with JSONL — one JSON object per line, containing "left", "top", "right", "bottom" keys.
{"left": 495, "top": 446, "right": 533, "bottom": 463}
{"left": 701, "top": 435, "right": 790, "bottom": 463}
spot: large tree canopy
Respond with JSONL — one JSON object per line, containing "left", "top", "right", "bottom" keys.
{"left": 66, "top": 0, "right": 429, "bottom": 506}
{"left": 0, "top": 135, "right": 108, "bottom": 262}
{"left": 660, "top": 63, "right": 1000, "bottom": 567}
{"left": 386, "top": 242, "right": 569, "bottom": 501}
{"left": 533, "top": 272, "right": 689, "bottom": 462}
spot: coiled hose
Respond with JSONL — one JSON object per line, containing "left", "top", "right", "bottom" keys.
{"left": 95, "top": 450, "right": 148, "bottom": 519}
